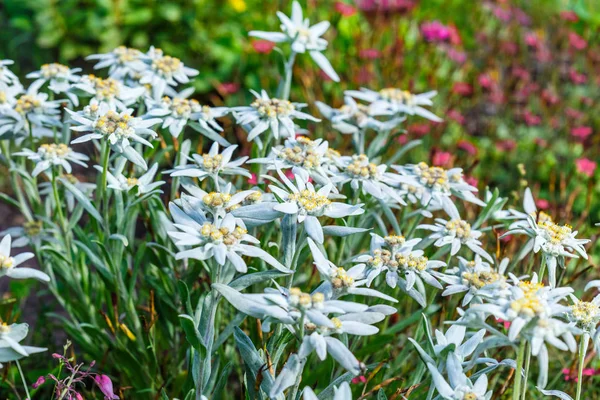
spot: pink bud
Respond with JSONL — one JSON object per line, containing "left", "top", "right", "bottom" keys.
{"left": 95, "top": 375, "right": 119, "bottom": 400}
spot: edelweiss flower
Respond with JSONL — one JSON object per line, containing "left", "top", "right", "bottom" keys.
{"left": 94, "top": 160, "right": 164, "bottom": 196}
{"left": 68, "top": 106, "right": 160, "bottom": 170}
{"left": 15, "top": 143, "right": 89, "bottom": 177}
{"left": 0, "top": 322, "right": 47, "bottom": 360}
{"left": 418, "top": 208, "right": 493, "bottom": 263}
{"left": 504, "top": 216, "right": 589, "bottom": 287}
{"left": 308, "top": 238, "right": 398, "bottom": 302}
{"left": 249, "top": 1, "right": 340, "bottom": 81}
{"left": 302, "top": 382, "right": 352, "bottom": 400}
{"left": 410, "top": 324, "right": 487, "bottom": 367}
{"left": 39, "top": 174, "right": 96, "bottom": 212}
{"left": 214, "top": 284, "right": 385, "bottom": 376}
{"left": 269, "top": 172, "right": 364, "bottom": 243}
{"left": 234, "top": 90, "right": 319, "bottom": 144}
{"left": 147, "top": 89, "right": 202, "bottom": 138}
{"left": 86, "top": 46, "right": 147, "bottom": 80}
{"left": 1, "top": 220, "right": 54, "bottom": 248}
{"left": 0, "top": 235, "right": 49, "bottom": 282}
{"left": 315, "top": 95, "right": 396, "bottom": 134}
{"left": 0, "top": 82, "right": 23, "bottom": 115}
{"left": 353, "top": 233, "right": 445, "bottom": 306}
{"left": 392, "top": 162, "right": 485, "bottom": 213}
{"left": 189, "top": 103, "right": 231, "bottom": 146}
{"left": 331, "top": 154, "right": 406, "bottom": 204}
{"left": 26, "top": 63, "right": 81, "bottom": 105}
{"left": 0, "top": 60, "right": 19, "bottom": 86}
{"left": 427, "top": 354, "right": 492, "bottom": 400}
{"left": 170, "top": 143, "right": 251, "bottom": 187}
{"left": 178, "top": 182, "right": 259, "bottom": 220}
{"left": 140, "top": 47, "right": 199, "bottom": 99}
{"left": 168, "top": 207, "right": 289, "bottom": 273}
{"left": 469, "top": 276, "right": 577, "bottom": 387}
{"left": 0, "top": 90, "right": 61, "bottom": 139}
{"left": 442, "top": 256, "right": 508, "bottom": 306}
{"left": 249, "top": 136, "right": 334, "bottom": 185}
{"left": 73, "top": 74, "right": 145, "bottom": 111}
{"left": 346, "top": 87, "right": 442, "bottom": 122}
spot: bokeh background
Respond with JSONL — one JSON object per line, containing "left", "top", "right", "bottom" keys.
{"left": 2, "top": 0, "right": 600, "bottom": 395}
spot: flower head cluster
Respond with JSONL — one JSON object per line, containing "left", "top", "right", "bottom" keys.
{"left": 15, "top": 143, "right": 89, "bottom": 177}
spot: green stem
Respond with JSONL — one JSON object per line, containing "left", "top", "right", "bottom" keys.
{"left": 279, "top": 51, "right": 297, "bottom": 101}
{"left": 513, "top": 341, "right": 527, "bottom": 400}
{"left": 0, "top": 141, "right": 33, "bottom": 220}
{"left": 538, "top": 257, "right": 547, "bottom": 284}
{"left": 51, "top": 168, "right": 72, "bottom": 254}
{"left": 15, "top": 360, "right": 30, "bottom": 400}
{"left": 576, "top": 333, "right": 589, "bottom": 400}
{"left": 520, "top": 343, "right": 531, "bottom": 400}
{"left": 98, "top": 141, "right": 110, "bottom": 235}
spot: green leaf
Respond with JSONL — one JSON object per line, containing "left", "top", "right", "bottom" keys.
{"left": 179, "top": 314, "right": 206, "bottom": 358}
{"left": 61, "top": 178, "right": 103, "bottom": 224}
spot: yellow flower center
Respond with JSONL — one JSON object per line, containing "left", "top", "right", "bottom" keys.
{"left": 571, "top": 301, "right": 600, "bottom": 326}
{"left": 384, "top": 234, "right": 406, "bottom": 247}
{"left": 94, "top": 111, "right": 134, "bottom": 137}
{"left": 251, "top": 98, "right": 295, "bottom": 118}
{"left": 345, "top": 154, "right": 379, "bottom": 180}
{"left": 445, "top": 219, "right": 472, "bottom": 239}
{"left": 200, "top": 223, "right": 247, "bottom": 246}
{"left": 40, "top": 63, "right": 69, "bottom": 78}
{"left": 201, "top": 154, "right": 223, "bottom": 172}
{"left": 279, "top": 137, "right": 322, "bottom": 168}
{"left": 539, "top": 220, "right": 572, "bottom": 245}
{"left": 0, "top": 323, "right": 10, "bottom": 333}
{"left": 0, "top": 254, "right": 14, "bottom": 269}
{"left": 153, "top": 55, "right": 182, "bottom": 75}
{"left": 395, "top": 253, "right": 428, "bottom": 271}
{"left": 287, "top": 189, "right": 331, "bottom": 213}
{"left": 23, "top": 220, "right": 43, "bottom": 237}
{"left": 39, "top": 143, "right": 71, "bottom": 159}
{"left": 331, "top": 317, "right": 343, "bottom": 330}
{"left": 114, "top": 46, "right": 140, "bottom": 63}
{"left": 462, "top": 270, "right": 501, "bottom": 289}
{"left": 161, "top": 96, "right": 200, "bottom": 117}
{"left": 15, "top": 95, "right": 42, "bottom": 115}
{"left": 202, "top": 192, "right": 232, "bottom": 207}
{"left": 415, "top": 162, "right": 453, "bottom": 190}
{"left": 87, "top": 75, "right": 120, "bottom": 100}
{"left": 331, "top": 267, "right": 355, "bottom": 288}
{"left": 379, "top": 88, "right": 415, "bottom": 105}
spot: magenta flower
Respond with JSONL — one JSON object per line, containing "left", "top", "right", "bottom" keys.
{"left": 478, "top": 74, "right": 494, "bottom": 90}
{"left": 457, "top": 140, "right": 477, "bottom": 156}
{"left": 358, "top": 48, "right": 381, "bottom": 60}
{"left": 451, "top": 82, "right": 473, "bottom": 97}
{"left": 334, "top": 1, "right": 356, "bottom": 17}
{"left": 560, "top": 11, "right": 579, "bottom": 22}
{"left": 407, "top": 123, "right": 430, "bottom": 137}
{"left": 570, "top": 126, "right": 592, "bottom": 140}
{"left": 351, "top": 375, "right": 367, "bottom": 384}
{"left": 569, "top": 32, "right": 587, "bottom": 50}
{"left": 95, "top": 375, "right": 119, "bottom": 400}
{"left": 523, "top": 110, "right": 541, "bottom": 126}
{"left": 432, "top": 151, "right": 451, "bottom": 167}
{"left": 576, "top": 158, "right": 597, "bottom": 177}
{"left": 447, "top": 109, "right": 465, "bottom": 125}
{"left": 536, "top": 199, "right": 550, "bottom": 210}
{"left": 446, "top": 48, "right": 467, "bottom": 64}
{"left": 569, "top": 68, "right": 587, "bottom": 85}
{"left": 495, "top": 139, "right": 516, "bottom": 152}
{"left": 32, "top": 376, "right": 46, "bottom": 389}
{"left": 252, "top": 40, "right": 275, "bottom": 54}
{"left": 420, "top": 21, "right": 452, "bottom": 43}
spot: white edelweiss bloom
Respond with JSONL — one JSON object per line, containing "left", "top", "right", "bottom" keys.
{"left": 170, "top": 143, "right": 251, "bottom": 187}
{"left": 0, "top": 60, "right": 19, "bottom": 86}
{"left": 352, "top": 233, "right": 445, "bottom": 306}
{"left": 0, "top": 220, "right": 55, "bottom": 248}
{"left": 0, "top": 235, "right": 49, "bottom": 282}
{"left": 302, "top": 381, "right": 352, "bottom": 400}
{"left": 249, "top": 136, "right": 334, "bottom": 186}
{"left": 330, "top": 154, "right": 406, "bottom": 205}
{"left": 0, "top": 90, "right": 61, "bottom": 140}
{"left": 442, "top": 256, "right": 509, "bottom": 307}
{"left": 409, "top": 324, "right": 487, "bottom": 369}
{"left": 504, "top": 216, "right": 589, "bottom": 287}
{"left": 139, "top": 46, "right": 199, "bottom": 99}
{"left": 188, "top": 102, "right": 231, "bottom": 146}
{"left": 418, "top": 208, "right": 493, "bottom": 263}
{"left": 316, "top": 95, "right": 400, "bottom": 134}
{"left": 233, "top": 90, "right": 319, "bottom": 144}
{"left": 15, "top": 143, "right": 89, "bottom": 177}
{"left": 39, "top": 174, "right": 96, "bottom": 212}
{"left": 0, "top": 82, "right": 24, "bottom": 115}
{"left": 346, "top": 87, "right": 442, "bottom": 122}
{"left": 86, "top": 46, "right": 148, "bottom": 80}
{"left": 0, "top": 321, "right": 47, "bottom": 367}
{"left": 94, "top": 159, "right": 164, "bottom": 196}
{"left": 215, "top": 283, "right": 379, "bottom": 378}
{"left": 26, "top": 63, "right": 81, "bottom": 104}
{"left": 427, "top": 354, "right": 492, "bottom": 400}
{"left": 269, "top": 171, "right": 364, "bottom": 243}
{"left": 68, "top": 105, "right": 160, "bottom": 170}
{"left": 177, "top": 182, "right": 259, "bottom": 221}
{"left": 168, "top": 205, "right": 289, "bottom": 274}
{"left": 146, "top": 88, "right": 201, "bottom": 138}
{"left": 308, "top": 238, "right": 398, "bottom": 303}
{"left": 249, "top": 1, "right": 339, "bottom": 81}
{"left": 72, "top": 74, "right": 145, "bottom": 111}
{"left": 392, "top": 162, "right": 485, "bottom": 213}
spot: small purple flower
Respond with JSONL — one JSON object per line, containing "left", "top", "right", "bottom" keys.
{"left": 95, "top": 375, "right": 119, "bottom": 400}
{"left": 32, "top": 375, "right": 46, "bottom": 389}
